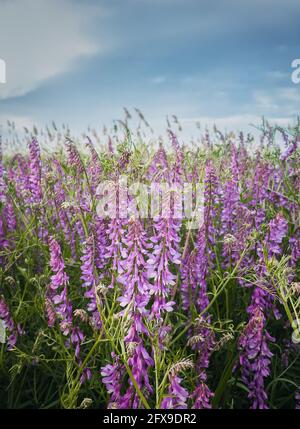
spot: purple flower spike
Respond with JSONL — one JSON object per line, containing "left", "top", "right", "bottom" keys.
{"left": 238, "top": 307, "right": 274, "bottom": 409}
{"left": 161, "top": 375, "right": 189, "bottom": 409}
{"left": 48, "top": 237, "right": 87, "bottom": 382}
{"left": 192, "top": 382, "right": 213, "bottom": 409}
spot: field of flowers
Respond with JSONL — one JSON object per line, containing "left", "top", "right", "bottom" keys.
{"left": 0, "top": 118, "right": 300, "bottom": 409}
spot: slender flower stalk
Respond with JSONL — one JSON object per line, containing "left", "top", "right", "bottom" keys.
{"left": 86, "top": 136, "right": 102, "bottom": 187}
{"left": 28, "top": 138, "right": 42, "bottom": 204}
{"left": 148, "top": 215, "right": 180, "bottom": 320}
{"left": 66, "top": 140, "right": 84, "bottom": 176}
{"left": 238, "top": 307, "right": 274, "bottom": 409}
{"left": 48, "top": 237, "right": 89, "bottom": 382}
{"left": 240, "top": 214, "right": 288, "bottom": 409}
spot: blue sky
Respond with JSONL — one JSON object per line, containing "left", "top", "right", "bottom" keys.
{"left": 0, "top": 0, "right": 300, "bottom": 137}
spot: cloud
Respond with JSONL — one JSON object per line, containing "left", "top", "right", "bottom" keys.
{"left": 253, "top": 87, "right": 300, "bottom": 115}
{"left": 0, "top": 0, "right": 102, "bottom": 100}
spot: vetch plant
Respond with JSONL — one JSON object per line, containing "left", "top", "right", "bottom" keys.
{"left": 0, "top": 116, "right": 300, "bottom": 409}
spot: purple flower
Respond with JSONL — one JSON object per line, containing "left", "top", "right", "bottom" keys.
{"left": 126, "top": 340, "right": 154, "bottom": 408}
{"left": 251, "top": 214, "right": 288, "bottom": 316}
{"left": 4, "top": 200, "right": 17, "bottom": 232}
{"left": 101, "top": 353, "right": 125, "bottom": 408}
{"left": 240, "top": 213, "right": 288, "bottom": 407}
{"left": 48, "top": 237, "right": 87, "bottom": 381}
{"left": 49, "top": 237, "right": 69, "bottom": 291}
{"left": 66, "top": 140, "right": 84, "bottom": 175}
{"left": 221, "top": 180, "right": 240, "bottom": 265}
{"left": 181, "top": 164, "right": 220, "bottom": 312}
{"left": 117, "top": 219, "right": 154, "bottom": 407}
{"left": 45, "top": 297, "right": 56, "bottom": 328}
{"left": 86, "top": 136, "right": 102, "bottom": 186}
{"left": 182, "top": 163, "right": 219, "bottom": 313}
{"left": 251, "top": 158, "right": 272, "bottom": 208}
{"left": 161, "top": 375, "right": 189, "bottom": 409}
{"left": 11, "top": 154, "right": 31, "bottom": 203}
{"left": 289, "top": 231, "right": 300, "bottom": 266}
{"left": 238, "top": 307, "right": 274, "bottom": 409}
{"left": 148, "top": 216, "right": 181, "bottom": 321}
{"left": 280, "top": 137, "right": 298, "bottom": 162}
{"left": 147, "top": 142, "right": 169, "bottom": 182}
{"left": 192, "top": 382, "right": 213, "bottom": 409}
{"left": 182, "top": 163, "right": 218, "bottom": 408}
{"left": 118, "top": 219, "right": 152, "bottom": 315}
{"left": 268, "top": 213, "right": 288, "bottom": 256}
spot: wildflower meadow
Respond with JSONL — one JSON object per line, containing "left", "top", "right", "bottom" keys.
{"left": 0, "top": 118, "right": 300, "bottom": 410}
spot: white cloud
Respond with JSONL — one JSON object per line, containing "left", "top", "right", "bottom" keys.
{"left": 0, "top": 0, "right": 102, "bottom": 99}
{"left": 253, "top": 92, "right": 279, "bottom": 110}
{"left": 253, "top": 87, "right": 300, "bottom": 115}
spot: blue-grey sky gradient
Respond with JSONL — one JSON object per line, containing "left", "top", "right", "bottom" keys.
{"left": 0, "top": 0, "right": 299, "bottom": 136}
